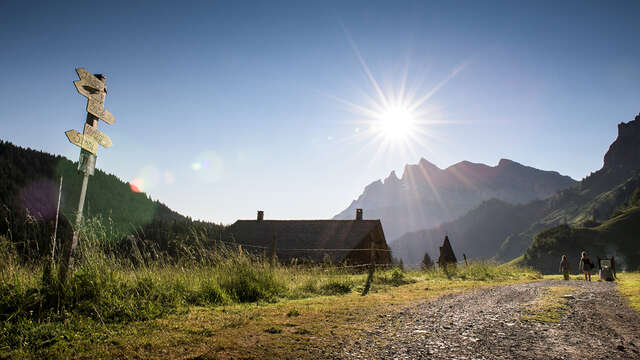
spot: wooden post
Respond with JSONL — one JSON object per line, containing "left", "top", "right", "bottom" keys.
{"left": 361, "top": 242, "right": 375, "bottom": 296}
{"left": 50, "top": 175, "right": 63, "bottom": 266}
{"left": 270, "top": 234, "right": 277, "bottom": 266}
{"left": 463, "top": 253, "right": 468, "bottom": 267}
{"left": 59, "top": 74, "right": 107, "bottom": 283}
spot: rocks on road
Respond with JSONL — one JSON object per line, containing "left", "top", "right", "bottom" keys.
{"left": 342, "top": 280, "right": 640, "bottom": 360}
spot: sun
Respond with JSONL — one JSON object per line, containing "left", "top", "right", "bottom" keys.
{"left": 375, "top": 105, "right": 417, "bottom": 141}
{"left": 328, "top": 32, "right": 467, "bottom": 160}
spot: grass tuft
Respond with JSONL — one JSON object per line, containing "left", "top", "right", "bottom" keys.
{"left": 618, "top": 271, "right": 640, "bottom": 313}
{"left": 520, "top": 285, "right": 576, "bottom": 323}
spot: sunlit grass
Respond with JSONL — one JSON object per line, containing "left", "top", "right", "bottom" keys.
{"left": 618, "top": 271, "right": 640, "bottom": 312}
{"left": 520, "top": 285, "right": 577, "bottom": 323}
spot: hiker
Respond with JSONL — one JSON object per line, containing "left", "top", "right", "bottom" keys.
{"left": 578, "top": 251, "right": 594, "bottom": 281}
{"left": 559, "top": 255, "right": 570, "bottom": 280}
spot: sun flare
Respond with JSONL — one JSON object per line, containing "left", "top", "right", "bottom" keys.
{"left": 374, "top": 105, "right": 416, "bottom": 141}
{"left": 330, "top": 33, "right": 467, "bottom": 160}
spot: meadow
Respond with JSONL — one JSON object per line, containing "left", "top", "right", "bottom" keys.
{"left": 0, "top": 218, "right": 548, "bottom": 359}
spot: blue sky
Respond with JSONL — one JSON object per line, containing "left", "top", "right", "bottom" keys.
{"left": 1, "top": 0, "right": 639, "bottom": 224}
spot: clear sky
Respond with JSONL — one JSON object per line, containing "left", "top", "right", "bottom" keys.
{"left": 1, "top": 0, "right": 639, "bottom": 224}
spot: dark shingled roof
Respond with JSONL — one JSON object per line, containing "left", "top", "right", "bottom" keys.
{"left": 227, "top": 219, "right": 389, "bottom": 263}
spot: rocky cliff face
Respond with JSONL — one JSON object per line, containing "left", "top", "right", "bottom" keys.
{"left": 334, "top": 157, "right": 576, "bottom": 241}
{"left": 585, "top": 113, "right": 640, "bottom": 192}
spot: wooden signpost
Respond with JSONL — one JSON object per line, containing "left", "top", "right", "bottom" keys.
{"left": 59, "top": 68, "right": 115, "bottom": 282}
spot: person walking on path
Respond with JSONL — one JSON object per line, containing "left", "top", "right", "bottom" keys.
{"left": 559, "top": 255, "right": 570, "bottom": 280}
{"left": 578, "top": 251, "right": 594, "bottom": 281}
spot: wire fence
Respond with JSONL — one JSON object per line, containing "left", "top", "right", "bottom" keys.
{"left": 215, "top": 239, "right": 393, "bottom": 252}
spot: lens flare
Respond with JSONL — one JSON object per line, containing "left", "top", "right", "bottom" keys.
{"left": 163, "top": 170, "right": 175, "bottom": 185}
{"left": 129, "top": 166, "right": 160, "bottom": 193}
{"left": 191, "top": 151, "right": 224, "bottom": 183}
{"left": 129, "top": 178, "right": 144, "bottom": 193}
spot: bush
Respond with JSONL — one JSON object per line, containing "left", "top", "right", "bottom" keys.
{"left": 197, "top": 280, "right": 230, "bottom": 305}
{"left": 319, "top": 278, "right": 354, "bottom": 295}
{"left": 215, "top": 257, "right": 285, "bottom": 303}
{"left": 376, "top": 267, "right": 414, "bottom": 286}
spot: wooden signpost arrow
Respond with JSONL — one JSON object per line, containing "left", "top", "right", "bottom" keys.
{"left": 65, "top": 129, "right": 98, "bottom": 154}
{"left": 74, "top": 68, "right": 115, "bottom": 124}
{"left": 83, "top": 123, "right": 112, "bottom": 147}
{"left": 87, "top": 98, "right": 115, "bottom": 124}
{"left": 59, "top": 68, "right": 115, "bottom": 283}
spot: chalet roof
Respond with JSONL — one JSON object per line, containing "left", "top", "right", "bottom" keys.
{"left": 227, "top": 219, "right": 386, "bottom": 258}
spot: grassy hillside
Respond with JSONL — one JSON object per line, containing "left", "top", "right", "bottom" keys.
{"left": 523, "top": 201, "right": 640, "bottom": 273}
{"left": 496, "top": 172, "right": 640, "bottom": 261}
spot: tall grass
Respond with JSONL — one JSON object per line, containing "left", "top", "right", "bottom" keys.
{"left": 0, "top": 218, "right": 541, "bottom": 356}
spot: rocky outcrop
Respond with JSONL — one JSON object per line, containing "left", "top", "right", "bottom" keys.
{"left": 584, "top": 113, "right": 640, "bottom": 192}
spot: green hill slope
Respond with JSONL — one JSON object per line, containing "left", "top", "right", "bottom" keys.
{"left": 523, "top": 201, "right": 640, "bottom": 274}
{"left": 0, "top": 140, "right": 187, "bottom": 258}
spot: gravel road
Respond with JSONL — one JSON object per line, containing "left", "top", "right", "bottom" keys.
{"left": 342, "top": 280, "right": 640, "bottom": 360}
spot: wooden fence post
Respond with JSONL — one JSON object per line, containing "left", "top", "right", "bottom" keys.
{"left": 361, "top": 242, "right": 375, "bottom": 296}
{"left": 270, "top": 234, "right": 277, "bottom": 265}
{"left": 463, "top": 253, "right": 468, "bottom": 266}
{"left": 50, "top": 175, "right": 63, "bottom": 266}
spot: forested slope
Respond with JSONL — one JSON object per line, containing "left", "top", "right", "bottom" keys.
{"left": 0, "top": 140, "right": 221, "bottom": 260}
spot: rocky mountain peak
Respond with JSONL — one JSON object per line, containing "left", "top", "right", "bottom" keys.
{"left": 497, "top": 158, "right": 519, "bottom": 168}
{"left": 384, "top": 170, "right": 400, "bottom": 184}
{"left": 601, "top": 113, "right": 640, "bottom": 177}
{"left": 418, "top": 157, "right": 441, "bottom": 171}
{"left": 334, "top": 155, "right": 576, "bottom": 240}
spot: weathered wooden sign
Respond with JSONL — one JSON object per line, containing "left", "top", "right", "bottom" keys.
{"left": 74, "top": 68, "right": 115, "bottom": 124}
{"left": 60, "top": 67, "right": 115, "bottom": 285}
{"left": 73, "top": 68, "right": 105, "bottom": 98}
{"left": 87, "top": 98, "right": 115, "bottom": 124}
{"left": 83, "top": 123, "right": 112, "bottom": 147}
{"left": 65, "top": 129, "right": 98, "bottom": 154}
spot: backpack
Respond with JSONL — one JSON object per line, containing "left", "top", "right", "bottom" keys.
{"left": 600, "top": 266, "right": 614, "bottom": 281}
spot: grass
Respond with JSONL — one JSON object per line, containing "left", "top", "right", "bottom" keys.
{"left": 520, "top": 285, "right": 577, "bottom": 323}
{"left": 0, "top": 261, "right": 541, "bottom": 359}
{"left": 0, "top": 220, "right": 543, "bottom": 359}
{"left": 617, "top": 271, "right": 640, "bottom": 312}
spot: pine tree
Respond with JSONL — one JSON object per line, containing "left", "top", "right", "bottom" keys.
{"left": 438, "top": 235, "right": 457, "bottom": 267}
{"left": 421, "top": 251, "right": 433, "bottom": 269}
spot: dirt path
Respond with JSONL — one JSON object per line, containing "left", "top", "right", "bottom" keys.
{"left": 341, "top": 280, "right": 640, "bottom": 360}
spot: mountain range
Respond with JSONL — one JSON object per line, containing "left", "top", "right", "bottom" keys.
{"left": 388, "top": 113, "right": 640, "bottom": 270}
{"left": 334, "top": 155, "right": 576, "bottom": 242}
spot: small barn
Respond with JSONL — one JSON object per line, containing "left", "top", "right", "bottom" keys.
{"left": 226, "top": 209, "right": 391, "bottom": 265}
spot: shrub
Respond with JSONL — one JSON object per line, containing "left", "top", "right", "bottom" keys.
{"left": 197, "top": 280, "right": 230, "bottom": 305}
{"left": 319, "top": 277, "right": 354, "bottom": 295}
{"left": 215, "top": 257, "right": 285, "bottom": 303}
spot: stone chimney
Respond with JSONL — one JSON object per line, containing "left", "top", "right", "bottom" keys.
{"left": 356, "top": 208, "right": 363, "bottom": 220}
{"left": 257, "top": 210, "right": 264, "bottom": 221}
